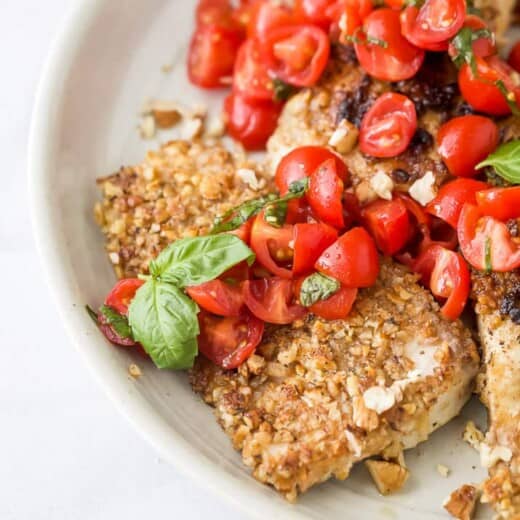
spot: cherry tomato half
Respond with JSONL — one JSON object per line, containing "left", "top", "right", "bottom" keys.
{"left": 98, "top": 315, "right": 139, "bottom": 348}
{"left": 308, "top": 285, "right": 358, "bottom": 320}
{"left": 448, "top": 15, "right": 496, "bottom": 61}
{"left": 508, "top": 41, "right": 520, "bottom": 74}
{"left": 354, "top": 8, "right": 425, "bottom": 82}
{"left": 436, "top": 115, "right": 499, "bottom": 178}
{"left": 247, "top": 0, "right": 297, "bottom": 40}
{"left": 197, "top": 310, "right": 264, "bottom": 369}
{"left": 292, "top": 222, "right": 338, "bottom": 275}
{"left": 294, "top": 0, "right": 339, "bottom": 30}
{"left": 186, "top": 280, "right": 244, "bottom": 317}
{"left": 196, "top": 0, "right": 239, "bottom": 29}
{"left": 315, "top": 227, "right": 379, "bottom": 287}
{"left": 476, "top": 187, "right": 520, "bottom": 221}
{"left": 337, "top": 0, "right": 374, "bottom": 40}
{"left": 359, "top": 93, "right": 417, "bottom": 158}
{"left": 105, "top": 278, "right": 145, "bottom": 316}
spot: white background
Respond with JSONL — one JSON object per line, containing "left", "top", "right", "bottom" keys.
{"left": 0, "top": 2, "right": 240, "bottom": 518}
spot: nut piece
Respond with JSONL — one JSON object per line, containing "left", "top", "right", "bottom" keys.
{"left": 437, "top": 464, "right": 450, "bottom": 478}
{"left": 128, "top": 364, "right": 142, "bottom": 378}
{"left": 365, "top": 460, "right": 410, "bottom": 495}
{"left": 151, "top": 101, "right": 182, "bottom": 129}
{"left": 370, "top": 171, "right": 394, "bottom": 201}
{"left": 409, "top": 170, "right": 436, "bottom": 206}
{"left": 443, "top": 484, "right": 480, "bottom": 520}
{"left": 139, "top": 115, "right": 156, "bottom": 139}
{"left": 462, "top": 421, "right": 484, "bottom": 452}
{"left": 328, "top": 119, "right": 359, "bottom": 153}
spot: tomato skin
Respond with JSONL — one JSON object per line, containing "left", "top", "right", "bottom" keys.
{"left": 315, "top": 227, "right": 379, "bottom": 287}
{"left": 188, "top": 24, "right": 243, "bottom": 88}
{"left": 292, "top": 222, "right": 338, "bottom": 275}
{"left": 243, "top": 278, "right": 306, "bottom": 324}
{"left": 436, "top": 115, "right": 499, "bottom": 178}
{"left": 476, "top": 187, "right": 520, "bottom": 221}
{"left": 105, "top": 278, "right": 145, "bottom": 316}
{"left": 400, "top": 7, "right": 449, "bottom": 52}
{"left": 294, "top": 0, "right": 338, "bottom": 30}
{"left": 186, "top": 280, "right": 244, "bottom": 317}
{"left": 359, "top": 93, "right": 417, "bottom": 158}
{"left": 197, "top": 310, "right": 264, "bottom": 369}
{"left": 354, "top": 8, "right": 425, "bottom": 82}
{"left": 247, "top": 0, "right": 297, "bottom": 40}
{"left": 98, "top": 318, "right": 139, "bottom": 348}
{"left": 508, "top": 41, "right": 520, "bottom": 73}
{"left": 361, "top": 197, "right": 411, "bottom": 255}
{"left": 223, "top": 92, "right": 282, "bottom": 150}
{"left": 196, "top": 0, "right": 238, "bottom": 28}
{"left": 275, "top": 146, "right": 348, "bottom": 195}
{"left": 426, "top": 178, "right": 489, "bottom": 228}
{"left": 309, "top": 285, "right": 358, "bottom": 320}
{"left": 263, "top": 25, "right": 330, "bottom": 87}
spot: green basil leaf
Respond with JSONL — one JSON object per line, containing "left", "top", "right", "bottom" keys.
{"left": 86, "top": 305, "right": 99, "bottom": 324}
{"left": 273, "top": 78, "right": 295, "bottom": 102}
{"left": 128, "top": 280, "right": 199, "bottom": 369}
{"left": 450, "top": 27, "right": 492, "bottom": 75}
{"left": 99, "top": 305, "right": 133, "bottom": 339}
{"left": 476, "top": 140, "right": 520, "bottom": 184}
{"left": 150, "top": 234, "right": 255, "bottom": 287}
{"left": 264, "top": 200, "right": 288, "bottom": 227}
{"left": 300, "top": 273, "right": 340, "bottom": 307}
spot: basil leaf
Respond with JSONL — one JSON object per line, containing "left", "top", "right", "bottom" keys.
{"left": 273, "top": 78, "right": 295, "bottom": 102}
{"left": 495, "top": 80, "right": 520, "bottom": 117}
{"left": 86, "top": 305, "right": 99, "bottom": 324}
{"left": 484, "top": 237, "right": 492, "bottom": 273}
{"left": 300, "top": 273, "right": 340, "bottom": 307}
{"left": 150, "top": 234, "right": 255, "bottom": 287}
{"left": 450, "top": 27, "right": 493, "bottom": 75}
{"left": 264, "top": 200, "right": 288, "bottom": 227}
{"left": 99, "top": 305, "right": 133, "bottom": 339}
{"left": 128, "top": 280, "right": 199, "bottom": 369}
{"left": 476, "top": 140, "right": 520, "bottom": 184}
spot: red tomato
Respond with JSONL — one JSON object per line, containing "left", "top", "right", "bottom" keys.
{"left": 458, "top": 56, "right": 520, "bottom": 116}
{"left": 448, "top": 15, "right": 496, "bottom": 60}
{"left": 508, "top": 41, "right": 520, "bottom": 73}
{"left": 400, "top": 0, "right": 465, "bottom": 49}
{"left": 197, "top": 310, "right": 264, "bottom": 369}
{"left": 223, "top": 92, "right": 282, "bottom": 150}
{"left": 436, "top": 115, "right": 499, "bottom": 177}
{"left": 188, "top": 24, "right": 243, "bottom": 88}
{"left": 250, "top": 211, "right": 294, "bottom": 278}
{"left": 275, "top": 146, "right": 348, "bottom": 195}
{"left": 98, "top": 317, "right": 139, "bottom": 348}
{"left": 243, "top": 278, "right": 306, "bottom": 324}
{"left": 105, "top": 278, "right": 145, "bottom": 316}
{"left": 247, "top": 0, "right": 297, "bottom": 40}
{"left": 226, "top": 219, "right": 253, "bottom": 243}
{"left": 343, "top": 192, "right": 362, "bottom": 228}
{"left": 412, "top": 245, "right": 470, "bottom": 320}
{"left": 354, "top": 8, "right": 425, "bottom": 82}
{"left": 336, "top": 0, "right": 374, "bottom": 40}
{"left": 294, "top": 0, "right": 338, "bottom": 29}
{"left": 196, "top": 0, "right": 237, "bottom": 28}
{"left": 458, "top": 204, "right": 520, "bottom": 272}
{"left": 361, "top": 197, "right": 411, "bottom": 255}
{"left": 233, "top": 39, "right": 274, "bottom": 101}
{"left": 338, "top": 5, "right": 363, "bottom": 40}
{"left": 426, "top": 178, "right": 490, "bottom": 228}
{"left": 292, "top": 222, "right": 338, "bottom": 275}
{"left": 186, "top": 280, "right": 244, "bottom": 317}
{"left": 307, "top": 158, "right": 345, "bottom": 228}
{"left": 309, "top": 285, "right": 358, "bottom": 320}
{"left": 384, "top": 0, "right": 404, "bottom": 7}
{"left": 264, "top": 25, "right": 330, "bottom": 87}
{"left": 476, "top": 187, "right": 520, "bottom": 221}
{"left": 315, "top": 227, "right": 379, "bottom": 287}
{"left": 359, "top": 93, "right": 417, "bottom": 158}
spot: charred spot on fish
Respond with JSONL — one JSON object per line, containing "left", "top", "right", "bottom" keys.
{"left": 499, "top": 285, "right": 520, "bottom": 324}
{"left": 409, "top": 128, "right": 434, "bottom": 154}
{"left": 332, "top": 43, "right": 357, "bottom": 64}
{"left": 452, "top": 102, "right": 475, "bottom": 117}
{"left": 335, "top": 75, "right": 374, "bottom": 127}
{"left": 392, "top": 80, "right": 459, "bottom": 116}
{"left": 391, "top": 169, "right": 411, "bottom": 183}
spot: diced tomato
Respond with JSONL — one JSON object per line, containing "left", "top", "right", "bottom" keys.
{"left": 361, "top": 197, "right": 411, "bottom": 255}
{"left": 223, "top": 92, "right": 282, "bottom": 150}
{"left": 343, "top": 192, "right": 362, "bottom": 228}
{"left": 247, "top": 0, "right": 297, "bottom": 40}
{"left": 250, "top": 211, "right": 294, "bottom": 278}
{"left": 458, "top": 203, "right": 520, "bottom": 272}
{"left": 196, "top": 0, "right": 238, "bottom": 29}
{"left": 476, "top": 187, "right": 520, "bottom": 221}
{"left": 105, "top": 278, "right": 145, "bottom": 316}
{"left": 197, "top": 310, "right": 264, "bottom": 369}
{"left": 309, "top": 285, "right": 358, "bottom": 320}
{"left": 243, "top": 278, "right": 306, "bottom": 324}
{"left": 315, "top": 227, "right": 379, "bottom": 287}
{"left": 396, "top": 192, "right": 431, "bottom": 230}
{"left": 384, "top": 0, "right": 404, "bottom": 7}
{"left": 263, "top": 25, "right": 330, "bottom": 87}
{"left": 412, "top": 245, "right": 470, "bottom": 320}
{"left": 188, "top": 24, "right": 243, "bottom": 88}
{"left": 294, "top": 0, "right": 339, "bottom": 30}
{"left": 458, "top": 56, "right": 520, "bottom": 116}
{"left": 354, "top": 8, "right": 425, "bottom": 82}
{"left": 307, "top": 158, "right": 345, "bottom": 228}
{"left": 448, "top": 15, "right": 496, "bottom": 60}
{"left": 436, "top": 115, "right": 499, "bottom": 178}
{"left": 359, "top": 93, "right": 417, "bottom": 158}
{"left": 275, "top": 146, "right": 349, "bottom": 195}
{"left": 186, "top": 280, "right": 244, "bottom": 317}
{"left": 292, "top": 222, "right": 338, "bottom": 275}
{"left": 508, "top": 41, "right": 520, "bottom": 73}
{"left": 426, "top": 178, "right": 490, "bottom": 228}
{"left": 336, "top": 0, "right": 374, "bottom": 40}
{"left": 226, "top": 219, "right": 253, "bottom": 243}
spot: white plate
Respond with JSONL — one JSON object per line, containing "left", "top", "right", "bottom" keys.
{"left": 28, "top": 1, "right": 492, "bottom": 518}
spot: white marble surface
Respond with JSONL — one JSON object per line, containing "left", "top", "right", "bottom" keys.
{"left": 0, "top": 2, "right": 240, "bottom": 518}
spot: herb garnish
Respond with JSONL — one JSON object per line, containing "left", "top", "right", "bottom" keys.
{"left": 273, "top": 78, "right": 295, "bottom": 102}
{"left": 450, "top": 26, "right": 493, "bottom": 75}
{"left": 484, "top": 238, "right": 492, "bottom": 273}
{"left": 299, "top": 273, "right": 340, "bottom": 307}
{"left": 99, "top": 304, "right": 133, "bottom": 339}
{"left": 476, "top": 140, "right": 520, "bottom": 185}
{"left": 494, "top": 80, "right": 520, "bottom": 117}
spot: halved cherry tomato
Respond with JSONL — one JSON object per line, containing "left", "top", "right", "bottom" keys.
{"left": 105, "top": 278, "right": 145, "bottom": 316}
{"left": 275, "top": 146, "right": 349, "bottom": 195}
{"left": 307, "top": 158, "right": 345, "bottom": 228}
{"left": 247, "top": 0, "right": 297, "bottom": 40}
{"left": 343, "top": 192, "right": 362, "bottom": 228}
{"left": 243, "top": 278, "right": 306, "bottom": 324}
{"left": 188, "top": 24, "right": 243, "bottom": 88}
{"left": 294, "top": 0, "right": 339, "bottom": 30}
{"left": 186, "top": 280, "right": 244, "bottom": 317}
{"left": 436, "top": 115, "right": 499, "bottom": 178}
{"left": 292, "top": 222, "right": 338, "bottom": 275}
{"left": 98, "top": 315, "right": 139, "bottom": 348}
{"left": 336, "top": 0, "right": 374, "bottom": 40}
{"left": 264, "top": 25, "right": 330, "bottom": 87}
{"left": 223, "top": 92, "right": 282, "bottom": 150}
{"left": 412, "top": 245, "right": 470, "bottom": 320}
{"left": 196, "top": 0, "right": 238, "bottom": 29}
{"left": 233, "top": 39, "right": 274, "bottom": 100}
{"left": 226, "top": 219, "right": 253, "bottom": 243}
{"left": 354, "top": 8, "right": 425, "bottom": 82}
{"left": 426, "top": 178, "right": 490, "bottom": 228}
{"left": 508, "top": 41, "right": 520, "bottom": 73}
{"left": 458, "top": 203, "right": 520, "bottom": 272}
{"left": 359, "top": 93, "right": 417, "bottom": 158}
{"left": 361, "top": 197, "right": 411, "bottom": 255}
{"left": 448, "top": 15, "right": 496, "bottom": 61}
{"left": 197, "top": 310, "right": 264, "bottom": 369}
{"left": 476, "top": 187, "right": 520, "bottom": 221}
{"left": 458, "top": 56, "right": 520, "bottom": 116}
{"left": 338, "top": 5, "right": 363, "bottom": 40}
{"left": 315, "top": 227, "right": 379, "bottom": 287}
{"left": 400, "top": 0, "right": 465, "bottom": 50}
{"left": 384, "top": 0, "right": 404, "bottom": 8}
{"left": 250, "top": 211, "right": 294, "bottom": 278}
{"left": 308, "top": 285, "right": 358, "bottom": 320}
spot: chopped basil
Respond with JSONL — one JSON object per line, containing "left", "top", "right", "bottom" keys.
{"left": 273, "top": 78, "right": 295, "bottom": 102}
{"left": 299, "top": 273, "right": 341, "bottom": 307}
{"left": 494, "top": 80, "right": 520, "bottom": 117}
{"left": 484, "top": 238, "right": 492, "bottom": 273}
{"left": 86, "top": 304, "right": 99, "bottom": 324}
{"left": 450, "top": 26, "right": 493, "bottom": 75}
{"left": 476, "top": 140, "right": 520, "bottom": 185}
{"left": 99, "top": 305, "right": 134, "bottom": 339}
